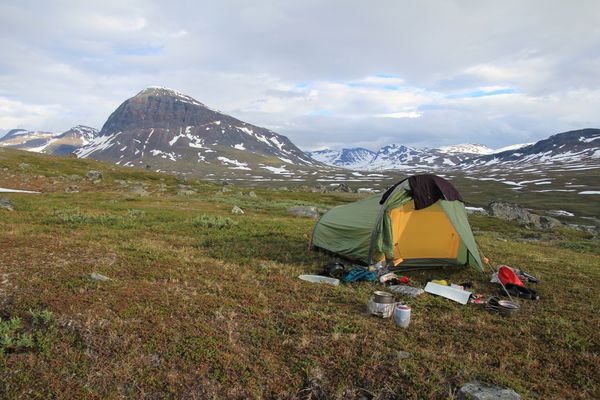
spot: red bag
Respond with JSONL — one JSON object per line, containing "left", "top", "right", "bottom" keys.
{"left": 498, "top": 265, "right": 525, "bottom": 287}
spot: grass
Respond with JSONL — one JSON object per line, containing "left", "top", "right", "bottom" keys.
{"left": 0, "top": 148, "right": 599, "bottom": 399}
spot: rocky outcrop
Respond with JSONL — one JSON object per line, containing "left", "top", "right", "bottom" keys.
{"left": 488, "top": 202, "right": 562, "bottom": 230}
{"left": 0, "top": 198, "right": 14, "bottom": 211}
{"left": 457, "top": 380, "right": 520, "bottom": 400}
{"left": 86, "top": 170, "right": 102, "bottom": 182}
{"left": 288, "top": 206, "right": 319, "bottom": 218}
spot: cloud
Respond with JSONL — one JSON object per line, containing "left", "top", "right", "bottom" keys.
{"left": 0, "top": 0, "right": 599, "bottom": 149}
{"left": 376, "top": 111, "right": 422, "bottom": 119}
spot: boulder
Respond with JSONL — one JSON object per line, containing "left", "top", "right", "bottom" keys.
{"left": 177, "top": 189, "right": 196, "bottom": 196}
{"left": 248, "top": 191, "right": 257, "bottom": 198}
{"left": 488, "top": 202, "right": 561, "bottom": 230}
{"left": 86, "top": 170, "right": 102, "bottom": 182}
{"left": 311, "top": 184, "right": 327, "bottom": 193}
{"left": 457, "top": 380, "right": 520, "bottom": 400}
{"left": 90, "top": 272, "right": 111, "bottom": 282}
{"left": 65, "top": 184, "right": 80, "bottom": 193}
{"left": 288, "top": 206, "right": 319, "bottom": 218}
{"left": 129, "top": 186, "right": 150, "bottom": 196}
{"left": 0, "top": 198, "right": 14, "bottom": 211}
{"left": 330, "top": 183, "right": 351, "bottom": 192}
{"left": 395, "top": 351, "right": 413, "bottom": 360}
{"left": 231, "top": 206, "right": 244, "bottom": 215}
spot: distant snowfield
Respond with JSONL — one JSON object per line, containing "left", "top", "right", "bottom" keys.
{"left": 0, "top": 187, "right": 40, "bottom": 193}
{"left": 548, "top": 210, "right": 575, "bottom": 217}
{"left": 465, "top": 206, "right": 486, "bottom": 213}
{"left": 579, "top": 191, "right": 600, "bottom": 195}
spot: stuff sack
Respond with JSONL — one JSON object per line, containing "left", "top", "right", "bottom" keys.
{"left": 498, "top": 265, "right": 525, "bottom": 287}
{"left": 503, "top": 283, "right": 539, "bottom": 300}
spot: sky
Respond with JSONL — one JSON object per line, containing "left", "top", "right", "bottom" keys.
{"left": 1, "top": 0, "right": 599, "bottom": 151}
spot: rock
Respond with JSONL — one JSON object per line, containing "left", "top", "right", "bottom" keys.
{"left": 65, "top": 184, "right": 80, "bottom": 193}
{"left": 90, "top": 272, "right": 111, "bottom": 282}
{"left": 488, "top": 202, "right": 562, "bottom": 230}
{"left": 149, "top": 353, "right": 161, "bottom": 368}
{"left": 457, "top": 380, "right": 520, "bottom": 400}
{"left": 395, "top": 351, "right": 413, "bottom": 360}
{"left": 288, "top": 206, "right": 319, "bottom": 218}
{"left": 302, "top": 378, "right": 327, "bottom": 400}
{"left": 68, "top": 174, "right": 82, "bottom": 181}
{"left": 129, "top": 186, "right": 150, "bottom": 196}
{"left": 221, "top": 180, "right": 230, "bottom": 186}
{"left": 311, "top": 184, "right": 327, "bottom": 193}
{"left": 279, "top": 186, "right": 289, "bottom": 191}
{"left": 330, "top": 183, "right": 351, "bottom": 192}
{"left": 177, "top": 189, "right": 196, "bottom": 196}
{"left": 231, "top": 206, "right": 244, "bottom": 215}
{"left": 568, "top": 224, "right": 600, "bottom": 235}
{"left": 177, "top": 174, "right": 189, "bottom": 183}
{"left": 538, "top": 215, "right": 562, "bottom": 229}
{"left": 248, "top": 191, "right": 257, "bottom": 198}
{"left": 0, "top": 198, "right": 14, "bottom": 211}
{"left": 86, "top": 170, "right": 102, "bottom": 182}
{"left": 220, "top": 186, "right": 231, "bottom": 193}
{"left": 156, "top": 183, "right": 168, "bottom": 192}
{"left": 18, "top": 163, "right": 30, "bottom": 170}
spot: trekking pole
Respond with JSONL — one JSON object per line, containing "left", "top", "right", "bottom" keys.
{"left": 497, "top": 278, "right": 514, "bottom": 303}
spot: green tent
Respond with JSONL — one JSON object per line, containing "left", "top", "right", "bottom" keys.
{"left": 311, "top": 175, "right": 483, "bottom": 270}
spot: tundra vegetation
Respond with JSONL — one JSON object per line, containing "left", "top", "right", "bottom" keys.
{"left": 0, "top": 148, "right": 598, "bottom": 399}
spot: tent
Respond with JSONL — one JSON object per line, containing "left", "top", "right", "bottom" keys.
{"left": 311, "top": 174, "right": 483, "bottom": 270}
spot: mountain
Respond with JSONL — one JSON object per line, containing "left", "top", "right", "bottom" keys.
{"left": 308, "top": 129, "right": 600, "bottom": 171}
{"left": 463, "top": 128, "right": 600, "bottom": 168}
{"left": 308, "top": 144, "right": 478, "bottom": 171}
{"left": 0, "top": 129, "right": 56, "bottom": 151}
{"left": 43, "top": 126, "right": 98, "bottom": 155}
{"left": 76, "top": 87, "right": 317, "bottom": 177}
{"left": 0, "top": 125, "right": 98, "bottom": 155}
{"left": 306, "top": 147, "right": 376, "bottom": 169}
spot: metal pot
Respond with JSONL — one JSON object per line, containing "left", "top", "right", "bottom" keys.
{"left": 373, "top": 291, "right": 394, "bottom": 304}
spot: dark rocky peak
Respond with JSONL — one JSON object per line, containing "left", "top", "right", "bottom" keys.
{"left": 100, "top": 87, "right": 223, "bottom": 135}
{"left": 135, "top": 87, "right": 207, "bottom": 107}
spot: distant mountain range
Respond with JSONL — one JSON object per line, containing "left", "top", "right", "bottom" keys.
{"left": 306, "top": 142, "right": 538, "bottom": 170}
{"left": 0, "top": 125, "right": 97, "bottom": 154}
{"left": 1, "top": 87, "right": 319, "bottom": 178}
{"left": 1, "top": 87, "right": 598, "bottom": 177}
{"left": 307, "top": 130, "right": 599, "bottom": 171}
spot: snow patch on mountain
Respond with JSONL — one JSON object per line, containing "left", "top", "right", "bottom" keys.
{"left": 438, "top": 144, "right": 494, "bottom": 155}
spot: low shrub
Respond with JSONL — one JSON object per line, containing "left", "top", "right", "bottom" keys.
{"left": 192, "top": 214, "right": 238, "bottom": 229}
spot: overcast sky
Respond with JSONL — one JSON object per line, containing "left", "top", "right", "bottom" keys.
{"left": 1, "top": 0, "right": 599, "bottom": 150}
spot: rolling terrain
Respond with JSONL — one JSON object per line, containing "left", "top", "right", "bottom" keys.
{"left": 0, "top": 148, "right": 598, "bottom": 399}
